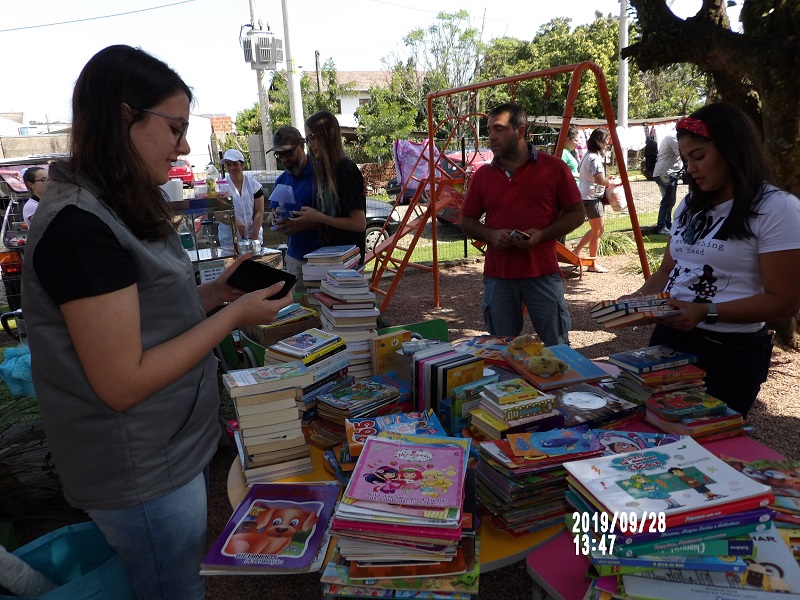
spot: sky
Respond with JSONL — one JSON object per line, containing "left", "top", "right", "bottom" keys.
{"left": 1, "top": 0, "right": 734, "bottom": 126}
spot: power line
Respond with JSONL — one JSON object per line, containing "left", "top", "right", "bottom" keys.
{"left": 0, "top": 0, "right": 198, "bottom": 34}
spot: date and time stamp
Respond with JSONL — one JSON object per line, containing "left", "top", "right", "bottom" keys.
{"left": 571, "top": 511, "right": 666, "bottom": 555}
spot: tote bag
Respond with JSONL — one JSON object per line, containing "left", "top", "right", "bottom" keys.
{"left": 0, "top": 522, "right": 135, "bottom": 600}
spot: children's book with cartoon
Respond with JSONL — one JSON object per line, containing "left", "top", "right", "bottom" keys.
{"left": 451, "top": 335, "right": 515, "bottom": 364}
{"left": 607, "top": 344, "right": 699, "bottom": 374}
{"left": 645, "top": 389, "right": 728, "bottom": 421}
{"left": 594, "top": 429, "right": 683, "bottom": 455}
{"left": 564, "top": 437, "right": 772, "bottom": 519}
{"left": 722, "top": 456, "right": 800, "bottom": 499}
{"left": 505, "top": 425, "right": 603, "bottom": 458}
{"left": 344, "top": 410, "right": 447, "bottom": 457}
{"left": 481, "top": 378, "right": 540, "bottom": 404}
{"left": 344, "top": 438, "right": 466, "bottom": 509}
{"left": 202, "top": 482, "right": 340, "bottom": 574}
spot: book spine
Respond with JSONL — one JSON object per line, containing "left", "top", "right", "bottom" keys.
{"left": 498, "top": 397, "right": 557, "bottom": 421}
{"left": 618, "top": 523, "right": 762, "bottom": 557}
{"left": 591, "top": 553, "right": 745, "bottom": 572}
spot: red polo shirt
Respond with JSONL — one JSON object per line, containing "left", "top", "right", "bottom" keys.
{"left": 462, "top": 146, "right": 581, "bottom": 279}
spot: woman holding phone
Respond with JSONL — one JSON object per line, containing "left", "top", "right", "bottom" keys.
{"left": 22, "top": 45, "right": 292, "bottom": 600}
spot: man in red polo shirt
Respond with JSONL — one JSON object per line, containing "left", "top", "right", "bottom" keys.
{"left": 461, "top": 103, "right": 584, "bottom": 345}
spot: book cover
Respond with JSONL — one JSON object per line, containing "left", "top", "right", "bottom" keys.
{"left": 480, "top": 390, "right": 556, "bottom": 422}
{"left": 370, "top": 329, "right": 413, "bottom": 375}
{"left": 325, "top": 269, "right": 366, "bottom": 283}
{"left": 481, "top": 378, "right": 541, "bottom": 404}
{"left": 564, "top": 437, "right": 772, "bottom": 520}
{"left": 503, "top": 344, "right": 608, "bottom": 391}
{"left": 602, "top": 306, "right": 681, "bottom": 329}
{"left": 629, "top": 363, "right": 707, "bottom": 385}
{"left": 441, "top": 356, "right": 485, "bottom": 401}
{"left": 550, "top": 382, "right": 639, "bottom": 427}
{"left": 314, "top": 292, "right": 375, "bottom": 311}
{"left": 222, "top": 362, "right": 308, "bottom": 398}
{"left": 594, "top": 429, "right": 683, "bottom": 455}
{"left": 644, "top": 407, "right": 744, "bottom": 436}
{"left": 444, "top": 373, "right": 500, "bottom": 435}
{"left": 344, "top": 410, "right": 446, "bottom": 456}
{"left": 620, "top": 528, "right": 800, "bottom": 599}
{"left": 470, "top": 407, "right": 565, "bottom": 440}
{"left": 621, "top": 532, "right": 757, "bottom": 558}
{"left": 304, "top": 244, "right": 359, "bottom": 261}
{"left": 646, "top": 389, "right": 728, "bottom": 421}
{"left": 607, "top": 344, "right": 699, "bottom": 374}
{"left": 590, "top": 292, "right": 670, "bottom": 313}
{"left": 722, "top": 456, "right": 800, "bottom": 499}
{"left": 591, "top": 549, "right": 748, "bottom": 571}
{"left": 202, "top": 482, "right": 339, "bottom": 573}
{"left": 344, "top": 437, "right": 466, "bottom": 508}
{"left": 272, "top": 328, "right": 341, "bottom": 357}
{"left": 317, "top": 378, "right": 399, "bottom": 411}
{"left": 505, "top": 424, "right": 603, "bottom": 458}
{"left": 319, "top": 280, "right": 376, "bottom": 301}
{"left": 451, "top": 335, "right": 515, "bottom": 365}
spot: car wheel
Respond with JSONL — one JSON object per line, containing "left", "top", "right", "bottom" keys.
{"left": 365, "top": 226, "right": 388, "bottom": 254}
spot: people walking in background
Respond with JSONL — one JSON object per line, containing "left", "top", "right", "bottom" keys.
{"left": 22, "top": 45, "right": 293, "bottom": 600}
{"left": 561, "top": 125, "right": 580, "bottom": 177}
{"left": 642, "top": 125, "right": 658, "bottom": 180}
{"left": 22, "top": 166, "right": 48, "bottom": 228}
{"left": 624, "top": 102, "right": 800, "bottom": 417}
{"left": 460, "top": 103, "right": 584, "bottom": 346}
{"left": 574, "top": 128, "right": 618, "bottom": 272}
{"left": 289, "top": 110, "right": 367, "bottom": 261}
{"left": 653, "top": 127, "right": 682, "bottom": 235}
{"left": 218, "top": 148, "right": 264, "bottom": 252}
{"left": 267, "top": 126, "right": 320, "bottom": 291}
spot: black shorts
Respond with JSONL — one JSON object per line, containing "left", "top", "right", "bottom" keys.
{"left": 583, "top": 198, "right": 605, "bottom": 220}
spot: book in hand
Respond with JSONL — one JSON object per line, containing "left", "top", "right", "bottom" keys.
{"left": 564, "top": 437, "right": 772, "bottom": 527}
{"left": 601, "top": 305, "right": 680, "bottom": 329}
{"left": 607, "top": 344, "right": 699, "bottom": 374}
{"left": 201, "top": 482, "right": 340, "bottom": 574}
{"left": 590, "top": 292, "right": 671, "bottom": 316}
{"left": 645, "top": 388, "right": 728, "bottom": 421}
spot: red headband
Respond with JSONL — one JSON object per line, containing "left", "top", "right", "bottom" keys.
{"left": 677, "top": 117, "right": 712, "bottom": 139}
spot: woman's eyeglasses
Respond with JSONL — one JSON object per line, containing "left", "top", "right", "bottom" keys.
{"left": 140, "top": 109, "right": 189, "bottom": 145}
{"left": 32, "top": 178, "right": 48, "bottom": 184}
{"left": 274, "top": 146, "right": 298, "bottom": 159}
{"left": 306, "top": 133, "right": 317, "bottom": 143}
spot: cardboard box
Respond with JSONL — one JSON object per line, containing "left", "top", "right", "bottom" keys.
{"left": 239, "top": 315, "right": 322, "bottom": 348}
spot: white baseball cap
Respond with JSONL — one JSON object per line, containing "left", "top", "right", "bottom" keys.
{"left": 221, "top": 149, "right": 245, "bottom": 163}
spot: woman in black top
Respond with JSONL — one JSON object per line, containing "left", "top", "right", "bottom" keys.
{"left": 290, "top": 110, "right": 367, "bottom": 260}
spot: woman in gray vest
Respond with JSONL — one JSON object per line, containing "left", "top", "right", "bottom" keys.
{"left": 22, "top": 45, "right": 293, "bottom": 600}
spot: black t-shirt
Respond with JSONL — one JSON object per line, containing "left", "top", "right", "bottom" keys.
{"left": 33, "top": 206, "right": 138, "bottom": 305}
{"left": 320, "top": 159, "right": 367, "bottom": 259}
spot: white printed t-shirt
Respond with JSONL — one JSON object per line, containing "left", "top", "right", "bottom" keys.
{"left": 666, "top": 185, "right": 800, "bottom": 334}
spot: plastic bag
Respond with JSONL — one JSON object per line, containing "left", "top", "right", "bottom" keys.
{"left": 605, "top": 185, "right": 628, "bottom": 212}
{"left": 0, "top": 522, "right": 135, "bottom": 600}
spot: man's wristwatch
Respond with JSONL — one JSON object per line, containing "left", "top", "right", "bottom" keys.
{"left": 704, "top": 302, "right": 719, "bottom": 325}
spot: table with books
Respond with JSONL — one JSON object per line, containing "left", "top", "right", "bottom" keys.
{"left": 523, "top": 424, "right": 786, "bottom": 600}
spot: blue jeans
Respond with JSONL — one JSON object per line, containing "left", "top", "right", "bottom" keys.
{"left": 655, "top": 174, "right": 679, "bottom": 230}
{"left": 482, "top": 274, "right": 571, "bottom": 346}
{"left": 87, "top": 470, "right": 209, "bottom": 600}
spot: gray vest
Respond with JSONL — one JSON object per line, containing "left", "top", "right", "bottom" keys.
{"left": 22, "top": 162, "right": 220, "bottom": 510}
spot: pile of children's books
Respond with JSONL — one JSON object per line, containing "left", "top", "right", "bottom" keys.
{"left": 723, "top": 455, "right": 800, "bottom": 529}
{"left": 315, "top": 377, "right": 400, "bottom": 427}
{"left": 222, "top": 364, "right": 314, "bottom": 485}
{"left": 590, "top": 292, "right": 679, "bottom": 329}
{"left": 564, "top": 436, "right": 800, "bottom": 599}
{"left": 201, "top": 482, "right": 339, "bottom": 575}
{"left": 260, "top": 327, "right": 351, "bottom": 420}
{"left": 502, "top": 341, "right": 608, "bottom": 392}
{"left": 321, "top": 434, "right": 479, "bottom": 598}
{"left": 314, "top": 268, "right": 379, "bottom": 380}
{"left": 470, "top": 380, "right": 564, "bottom": 440}
{"left": 302, "top": 245, "right": 362, "bottom": 302}
{"left": 473, "top": 425, "right": 605, "bottom": 535}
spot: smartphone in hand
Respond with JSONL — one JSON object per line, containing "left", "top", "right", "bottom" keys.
{"left": 226, "top": 260, "right": 297, "bottom": 300}
{"left": 510, "top": 229, "right": 531, "bottom": 240}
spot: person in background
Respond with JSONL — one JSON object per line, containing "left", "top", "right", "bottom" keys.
{"left": 267, "top": 126, "right": 320, "bottom": 291}
{"left": 460, "top": 103, "right": 584, "bottom": 346}
{"left": 289, "top": 110, "right": 366, "bottom": 261}
{"left": 623, "top": 102, "right": 800, "bottom": 417}
{"left": 218, "top": 148, "right": 264, "bottom": 251}
{"left": 561, "top": 125, "right": 580, "bottom": 177}
{"left": 653, "top": 127, "right": 682, "bottom": 235}
{"left": 573, "top": 128, "right": 618, "bottom": 273}
{"left": 22, "top": 45, "right": 292, "bottom": 600}
{"left": 22, "top": 167, "right": 48, "bottom": 228}
{"left": 643, "top": 125, "right": 658, "bottom": 180}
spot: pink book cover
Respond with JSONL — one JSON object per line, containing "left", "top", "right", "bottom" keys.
{"left": 330, "top": 517, "right": 463, "bottom": 542}
{"left": 344, "top": 438, "right": 466, "bottom": 509}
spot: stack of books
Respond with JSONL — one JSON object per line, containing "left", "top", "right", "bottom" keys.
{"left": 470, "top": 381, "right": 564, "bottom": 440}
{"left": 723, "top": 456, "right": 800, "bottom": 528}
{"left": 564, "top": 437, "right": 790, "bottom": 597}
{"left": 438, "top": 365, "right": 520, "bottom": 436}
{"left": 262, "top": 327, "right": 351, "bottom": 419}
{"left": 644, "top": 391, "right": 746, "bottom": 441}
{"left": 238, "top": 302, "right": 320, "bottom": 348}
{"left": 315, "top": 377, "right": 401, "bottom": 427}
{"left": 502, "top": 343, "right": 608, "bottom": 392}
{"left": 590, "top": 292, "right": 679, "bottom": 329}
{"left": 549, "top": 382, "right": 640, "bottom": 429}
{"left": 473, "top": 425, "right": 604, "bottom": 535}
{"left": 321, "top": 435, "right": 479, "bottom": 598}
{"left": 601, "top": 362, "right": 708, "bottom": 407}
{"left": 314, "top": 269, "right": 380, "bottom": 380}
{"left": 370, "top": 329, "right": 413, "bottom": 376}
{"left": 222, "top": 363, "right": 314, "bottom": 484}
{"left": 201, "top": 482, "right": 339, "bottom": 575}
{"left": 302, "top": 245, "right": 361, "bottom": 301}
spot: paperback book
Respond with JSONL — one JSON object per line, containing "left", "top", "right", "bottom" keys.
{"left": 646, "top": 389, "right": 728, "bottom": 421}
{"left": 607, "top": 344, "right": 699, "bottom": 374}
{"left": 222, "top": 363, "right": 308, "bottom": 398}
{"left": 304, "top": 244, "right": 360, "bottom": 263}
{"left": 272, "top": 328, "right": 342, "bottom": 358}
{"left": 201, "top": 482, "right": 339, "bottom": 574}
{"left": 503, "top": 344, "right": 608, "bottom": 391}
{"left": 481, "top": 378, "right": 540, "bottom": 404}
{"left": 344, "top": 410, "right": 446, "bottom": 456}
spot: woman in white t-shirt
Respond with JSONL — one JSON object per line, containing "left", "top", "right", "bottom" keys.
{"left": 218, "top": 149, "right": 264, "bottom": 251}
{"left": 625, "top": 103, "right": 800, "bottom": 417}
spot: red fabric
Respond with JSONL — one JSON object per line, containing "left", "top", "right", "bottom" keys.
{"left": 462, "top": 151, "right": 581, "bottom": 279}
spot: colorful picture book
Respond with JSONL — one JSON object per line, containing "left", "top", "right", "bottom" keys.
{"left": 645, "top": 389, "right": 727, "bottom": 421}
{"left": 503, "top": 344, "right": 608, "bottom": 391}
{"left": 590, "top": 292, "right": 671, "bottom": 314}
{"left": 201, "top": 482, "right": 340, "bottom": 574}
{"left": 607, "top": 344, "right": 699, "bottom": 374}
{"left": 593, "top": 429, "right": 683, "bottom": 455}
{"left": 344, "top": 437, "right": 467, "bottom": 509}
{"left": 451, "top": 335, "right": 515, "bottom": 364}
{"left": 370, "top": 329, "right": 413, "bottom": 375}
{"left": 601, "top": 306, "right": 680, "bottom": 329}
{"left": 344, "top": 410, "right": 446, "bottom": 457}
{"left": 549, "top": 382, "right": 638, "bottom": 428}
{"left": 505, "top": 425, "right": 603, "bottom": 458}
{"left": 272, "top": 328, "right": 341, "bottom": 358}
{"left": 481, "top": 378, "right": 540, "bottom": 404}
{"left": 564, "top": 437, "right": 772, "bottom": 525}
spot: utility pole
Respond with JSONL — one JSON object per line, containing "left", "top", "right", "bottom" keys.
{"left": 315, "top": 50, "right": 322, "bottom": 93}
{"left": 618, "top": 0, "right": 629, "bottom": 169}
{"left": 281, "top": 0, "right": 305, "bottom": 131}
{"left": 246, "top": 0, "right": 274, "bottom": 170}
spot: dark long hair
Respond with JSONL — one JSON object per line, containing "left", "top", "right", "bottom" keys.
{"left": 305, "top": 110, "right": 346, "bottom": 214}
{"left": 676, "top": 103, "right": 776, "bottom": 240}
{"left": 70, "top": 45, "right": 193, "bottom": 239}
{"left": 586, "top": 128, "right": 609, "bottom": 154}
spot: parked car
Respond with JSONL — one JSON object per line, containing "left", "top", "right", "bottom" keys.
{"left": 169, "top": 158, "right": 194, "bottom": 187}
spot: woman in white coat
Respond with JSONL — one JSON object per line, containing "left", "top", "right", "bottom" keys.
{"left": 218, "top": 149, "right": 264, "bottom": 251}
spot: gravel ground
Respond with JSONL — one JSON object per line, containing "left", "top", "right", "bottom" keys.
{"left": 11, "top": 249, "right": 799, "bottom": 600}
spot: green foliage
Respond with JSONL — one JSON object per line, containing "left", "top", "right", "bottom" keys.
{"left": 235, "top": 102, "right": 263, "bottom": 136}
{"left": 356, "top": 80, "right": 418, "bottom": 162}
{"left": 597, "top": 231, "right": 638, "bottom": 256}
